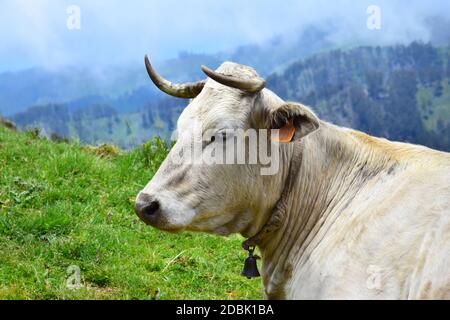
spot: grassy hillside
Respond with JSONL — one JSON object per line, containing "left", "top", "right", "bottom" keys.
{"left": 0, "top": 124, "right": 262, "bottom": 299}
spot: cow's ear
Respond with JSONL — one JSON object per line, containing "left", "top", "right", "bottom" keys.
{"left": 266, "top": 102, "right": 319, "bottom": 142}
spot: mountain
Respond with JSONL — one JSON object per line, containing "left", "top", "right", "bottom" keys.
{"left": 267, "top": 42, "right": 450, "bottom": 151}
{"left": 0, "top": 25, "right": 337, "bottom": 117}
{"left": 7, "top": 42, "right": 450, "bottom": 152}
{"left": 0, "top": 65, "right": 156, "bottom": 116}
{"left": 2, "top": 14, "right": 450, "bottom": 117}
{"left": 10, "top": 97, "right": 186, "bottom": 149}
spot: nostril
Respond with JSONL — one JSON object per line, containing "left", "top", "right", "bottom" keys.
{"left": 143, "top": 200, "right": 160, "bottom": 217}
{"left": 135, "top": 193, "right": 160, "bottom": 220}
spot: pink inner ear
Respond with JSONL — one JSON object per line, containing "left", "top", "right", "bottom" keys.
{"left": 273, "top": 119, "right": 295, "bottom": 143}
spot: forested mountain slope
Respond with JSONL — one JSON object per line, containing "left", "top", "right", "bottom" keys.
{"left": 267, "top": 42, "right": 450, "bottom": 151}
{"left": 9, "top": 42, "right": 450, "bottom": 151}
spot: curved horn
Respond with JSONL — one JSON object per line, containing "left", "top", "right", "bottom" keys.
{"left": 145, "top": 55, "right": 205, "bottom": 99}
{"left": 201, "top": 65, "right": 265, "bottom": 93}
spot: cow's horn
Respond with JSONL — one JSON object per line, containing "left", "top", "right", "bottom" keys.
{"left": 145, "top": 55, "right": 206, "bottom": 99}
{"left": 201, "top": 65, "right": 265, "bottom": 93}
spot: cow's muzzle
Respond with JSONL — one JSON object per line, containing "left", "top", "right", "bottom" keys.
{"left": 135, "top": 193, "right": 161, "bottom": 226}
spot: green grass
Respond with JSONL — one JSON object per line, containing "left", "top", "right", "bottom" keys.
{"left": 0, "top": 125, "right": 263, "bottom": 299}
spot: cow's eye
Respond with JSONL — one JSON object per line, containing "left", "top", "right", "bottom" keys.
{"left": 210, "top": 132, "right": 227, "bottom": 143}
{"left": 204, "top": 132, "right": 228, "bottom": 147}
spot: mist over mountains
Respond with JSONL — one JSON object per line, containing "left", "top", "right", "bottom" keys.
{"left": 269, "top": 42, "right": 450, "bottom": 150}
{"left": 2, "top": 8, "right": 450, "bottom": 151}
{"left": 3, "top": 7, "right": 450, "bottom": 116}
{"left": 0, "top": 23, "right": 337, "bottom": 116}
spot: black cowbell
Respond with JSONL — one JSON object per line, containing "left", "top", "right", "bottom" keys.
{"left": 241, "top": 249, "right": 260, "bottom": 279}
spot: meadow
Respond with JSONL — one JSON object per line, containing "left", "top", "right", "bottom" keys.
{"left": 0, "top": 123, "right": 262, "bottom": 299}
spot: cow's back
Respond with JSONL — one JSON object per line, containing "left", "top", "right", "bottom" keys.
{"left": 287, "top": 141, "right": 450, "bottom": 299}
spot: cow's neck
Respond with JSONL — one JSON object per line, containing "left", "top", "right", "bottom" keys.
{"left": 257, "top": 122, "right": 396, "bottom": 299}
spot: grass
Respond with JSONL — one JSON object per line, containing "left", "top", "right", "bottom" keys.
{"left": 0, "top": 124, "right": 263, "bottom": 299}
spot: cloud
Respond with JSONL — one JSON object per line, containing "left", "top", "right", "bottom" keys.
{"left": 0, "top": 0, "right": 449, "bottom": 72}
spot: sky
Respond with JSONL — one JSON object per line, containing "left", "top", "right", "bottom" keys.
{"left": 1, "top": 0, "right": 450, "bottom": 72}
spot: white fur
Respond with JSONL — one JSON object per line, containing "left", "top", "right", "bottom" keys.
{"left": 139, "top": 62, "right": 450, "bottom": 299}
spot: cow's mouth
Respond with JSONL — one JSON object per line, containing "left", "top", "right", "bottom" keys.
{"left": 136, "top": 210, "right": 185, "bottom": 233}
{"left": 151, "top": 224, "right": 185, "bottom": 233}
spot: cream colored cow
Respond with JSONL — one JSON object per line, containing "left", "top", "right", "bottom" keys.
{"left": 135, "top": 56, "right": 450, "bottom": 299}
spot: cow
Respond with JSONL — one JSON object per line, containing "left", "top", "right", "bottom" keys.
{"left": 135, "top": 56, "right": 450, "bottom": 299}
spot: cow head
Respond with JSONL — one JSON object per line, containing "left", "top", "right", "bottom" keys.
{"left": 135, "top": 56, "right": 319, "bottom": 237}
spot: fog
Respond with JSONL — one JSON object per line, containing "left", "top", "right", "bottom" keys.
{"left": 1, "top": 0, "right": 450, "bottom": 72}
